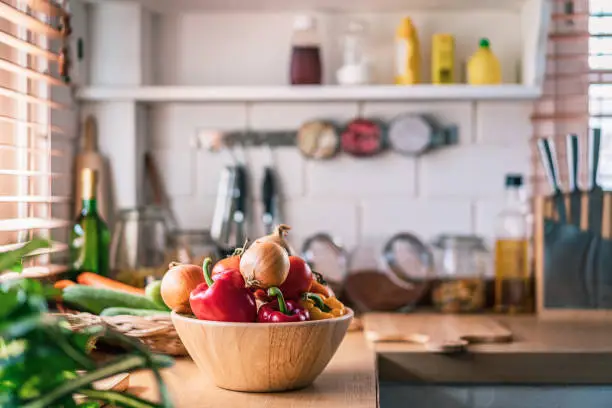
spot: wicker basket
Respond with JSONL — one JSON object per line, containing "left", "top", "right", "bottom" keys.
{"left": 58, "top": 312, "right": 187, "bottom": 356}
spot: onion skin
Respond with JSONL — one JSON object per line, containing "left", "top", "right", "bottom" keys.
{"left": 257, "top": 224, "right": 294, "bottom": 255}
{"left": 239, "top": 241, "right": 290, "bottom": 289}
{"left": 161, "top": 262, "right": 205, "bottom": 314}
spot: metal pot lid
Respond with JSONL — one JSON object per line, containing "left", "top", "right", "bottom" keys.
{"left": 383, "top": 232, "right": 434, "bottom": 283}
{"left": 387, "top": 114, "right": 433, "bottom": 156}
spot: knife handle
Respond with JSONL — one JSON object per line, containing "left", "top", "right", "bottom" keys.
{"left": 566, "top": 134, "right": 579, "bottom": 192}
{"left": 589, "top": 128, "right": 602, "bottom": 189}
{"left": 537, "top": 138, "right": 567, "bottom": 223}
{"left": 537, "top": 138, "right": 563, "bottom": 193}
{"left": 234, "top": 165, "right": 248, "bottom": 216}
{"left": 262, "top": 167, "right": 275, "bottom": 224}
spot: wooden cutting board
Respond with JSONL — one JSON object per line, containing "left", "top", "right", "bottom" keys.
{"left": 363, "top": 313, "right": 512, "bottom": 353}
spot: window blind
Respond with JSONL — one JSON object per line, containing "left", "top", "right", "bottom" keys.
{"left": 0, "top": 0, "right": 72, "bottom": 279}
{"left": 590, "top": 0, "right": 612, "bottom": 187}
{"left": 532, "top": 0, "right": 606, "bottom": 194}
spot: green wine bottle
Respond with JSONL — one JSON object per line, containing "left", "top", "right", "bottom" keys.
{"left": 70, "top": 168, "right": 110, "bottom": 278}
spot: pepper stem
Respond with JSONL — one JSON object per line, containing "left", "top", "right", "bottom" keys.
{"left": 305, "top": 293, "right": 331, "bottom": 312}
{"left": 203, "top": 257, "right": 214, "bottom": 287}
{"left": 267, "top": 286, "right": 288, "bottom": 315}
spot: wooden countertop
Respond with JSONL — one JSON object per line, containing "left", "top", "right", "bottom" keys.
{"left": 128, "top": 331, "right": 378, "bottom": 408}
{"left": 127, "top": 314, "right": 612, "bottom": 407}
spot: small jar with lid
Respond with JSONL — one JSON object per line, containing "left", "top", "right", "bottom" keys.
{"left": 431, "top": 235, "right": 490, "bottom": 313}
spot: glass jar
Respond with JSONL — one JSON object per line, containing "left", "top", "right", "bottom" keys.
{"left": 431, "top": 235, "right": 490, "bottom": 313}
{"left": 110, "top": 207, "right": 169, "bottom": 288}
{"left": 168, "top": 230, "right": 221, "bottom": 266}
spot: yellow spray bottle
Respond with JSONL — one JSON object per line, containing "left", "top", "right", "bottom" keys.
{"left": 395, "top": 17, "right": 420, "bottom": 85}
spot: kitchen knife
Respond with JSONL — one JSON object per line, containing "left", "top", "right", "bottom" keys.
{"left": 232, "top": 165, "right": 248, "bottom": 248}
{"left": 588, "top": 128, "right": 603, "bottom": 235}
{"left": 211, "top": 166, "right": 237, "bottom": 249}
{"left": 566, "top": 134, "right": 581, "bottom": 227}
{"left": 537, "top": 138, "right": 567, "bottom": 223}
{"left": 262, "top": 166, "right": 277, "bottom": 235}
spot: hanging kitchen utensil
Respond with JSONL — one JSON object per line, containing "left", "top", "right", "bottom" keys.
{"left": 262, "top": 167, "right": 277, "bottom": 235}
{"left": 588, "top": 128, "right": 603, "bottom": 235}
{"left": 537, "top": 137, "right": 567, "bottom": 223}
{"left": 566, "top": 133, "right": 581, "bottom": 227}
{"left": 210, "top": 166, "right": 237, "bottom": 250}
{"left": 296, "top": 120, "right": 340, "bottom": 159}
{"left": 230, "top": 164, "right": 248, "bottom": 249}
{"left": 387, "top": 114, "right": 458, "bottom": 156}
{"left": 341, "top": 118, "right": 385, "bottom": 157}
{"left": 301, "top": 233, "right": 348, "bottom": 296}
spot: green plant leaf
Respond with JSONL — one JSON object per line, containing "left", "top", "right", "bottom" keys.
{"left": 0, "top": 239, "right": 50, "bottom": 272}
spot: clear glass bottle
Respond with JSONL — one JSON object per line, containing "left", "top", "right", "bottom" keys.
{"left": 290, "top": 15, "right": 322, "bottom": 85}
{"left": 70, "top": 169, "right": 111, "bottom": 279}
{"left": 336, "top": 21, "right": 369, "bottom": 85}
{"left": 494, "top": 174, "right": 531, "bottom": 313}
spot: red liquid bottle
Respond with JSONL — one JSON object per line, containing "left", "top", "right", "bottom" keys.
{"left": 290, "top": 16, "right": 322, "bottom": 85}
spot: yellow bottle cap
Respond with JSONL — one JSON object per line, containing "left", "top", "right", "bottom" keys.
{"left": 396, "top": 17, "right": 415, "bottom": 38}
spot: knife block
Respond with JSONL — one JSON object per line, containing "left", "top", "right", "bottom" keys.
{"left": 535, "top": 194, "right": 612, "bottom": 319}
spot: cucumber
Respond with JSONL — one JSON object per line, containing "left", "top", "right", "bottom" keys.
{"left": 100, "top": 307, "right": 171, "bottom": 317}
{"left": 144, "top": 280, "right": 170, "bottom": 310}
{"left": 62, "top": 285, "right": 167, "bottom": 315}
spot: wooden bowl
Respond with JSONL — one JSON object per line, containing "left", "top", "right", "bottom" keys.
{"left": 171, "top": 309, "right": 354, "bottom": 392}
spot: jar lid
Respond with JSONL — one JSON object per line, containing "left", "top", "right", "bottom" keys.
{"left": 432, "top": 234, "right": 487, "bottom": 250}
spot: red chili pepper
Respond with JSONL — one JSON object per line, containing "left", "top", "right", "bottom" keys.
{"left": 257, "top": 287, "right": 310, "bottom": 323}
{"left": 189, "top": 258, "right": 257, "bottom": 323}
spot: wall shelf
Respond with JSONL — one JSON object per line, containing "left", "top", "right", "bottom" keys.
{"left": 80, "top": 0, "right": 530, "bottom": 13}
{"left": 76, "top": 85, "right": 542, "bottom": 103}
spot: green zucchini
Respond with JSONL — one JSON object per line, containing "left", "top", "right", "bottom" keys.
{"left": 62, "top": 285, "right": 167, "bottom": 315}
{"left": 100, "top": 307, "right": 171, "bottom": 317}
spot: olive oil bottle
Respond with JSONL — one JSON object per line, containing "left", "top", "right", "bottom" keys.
{"left": 494, "top": 174, "right": 531, "bottom": 313}
{"left": 70, "top": 168, "right": 110, "bottom": 278}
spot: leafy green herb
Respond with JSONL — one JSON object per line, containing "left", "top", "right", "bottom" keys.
{"left": 0, "top": 241, "right": 174, "bottom": 407}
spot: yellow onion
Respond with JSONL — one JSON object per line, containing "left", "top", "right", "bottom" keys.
{"left": 239, "top": 240, "right": 289, "bottom": 289}
{"left": 161, "top": 262, "right": 205, "bottom": 313}
{"left": 257, "top": 224, "right": 294, "bottom": 255}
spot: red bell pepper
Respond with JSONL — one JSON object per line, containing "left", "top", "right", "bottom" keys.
{"left": 257, "top": 287, "right": 309, "bottom": 323}
{"left": 189, "top": 258, "right": 257, "bottom": 323}
{"left": 278, "top": 256, "right": 313, "bottom": 300}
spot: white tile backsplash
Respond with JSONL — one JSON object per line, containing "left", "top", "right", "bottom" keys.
{"left": 420, "top": 144, "right": 531, "bottom": 198}
{"left": 306, "top": 154, "right": 417, "bottom": 197}
{"left": 150, "top": 100, "right": 532, "bottom": 249}
{"left": 361, "top": 199, "right": 473, "bottom": 244}
{"left": 476, "top": 101, "right": 533, "bottom": 144}
{"left": 150, "top": 103, "right": 247, "bottom": 148}
{"left": 151, "top": 149, "right": 194, "bottom": 197}
{"left": 283, "top": 198, "right": 360, "bottom": 249}
{"left": 250, "top": 102, "right": 358, "bottom": 129}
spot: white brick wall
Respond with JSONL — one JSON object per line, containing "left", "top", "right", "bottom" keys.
{"left": 149, "top": 100, "right": 533, "bottom": 251}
